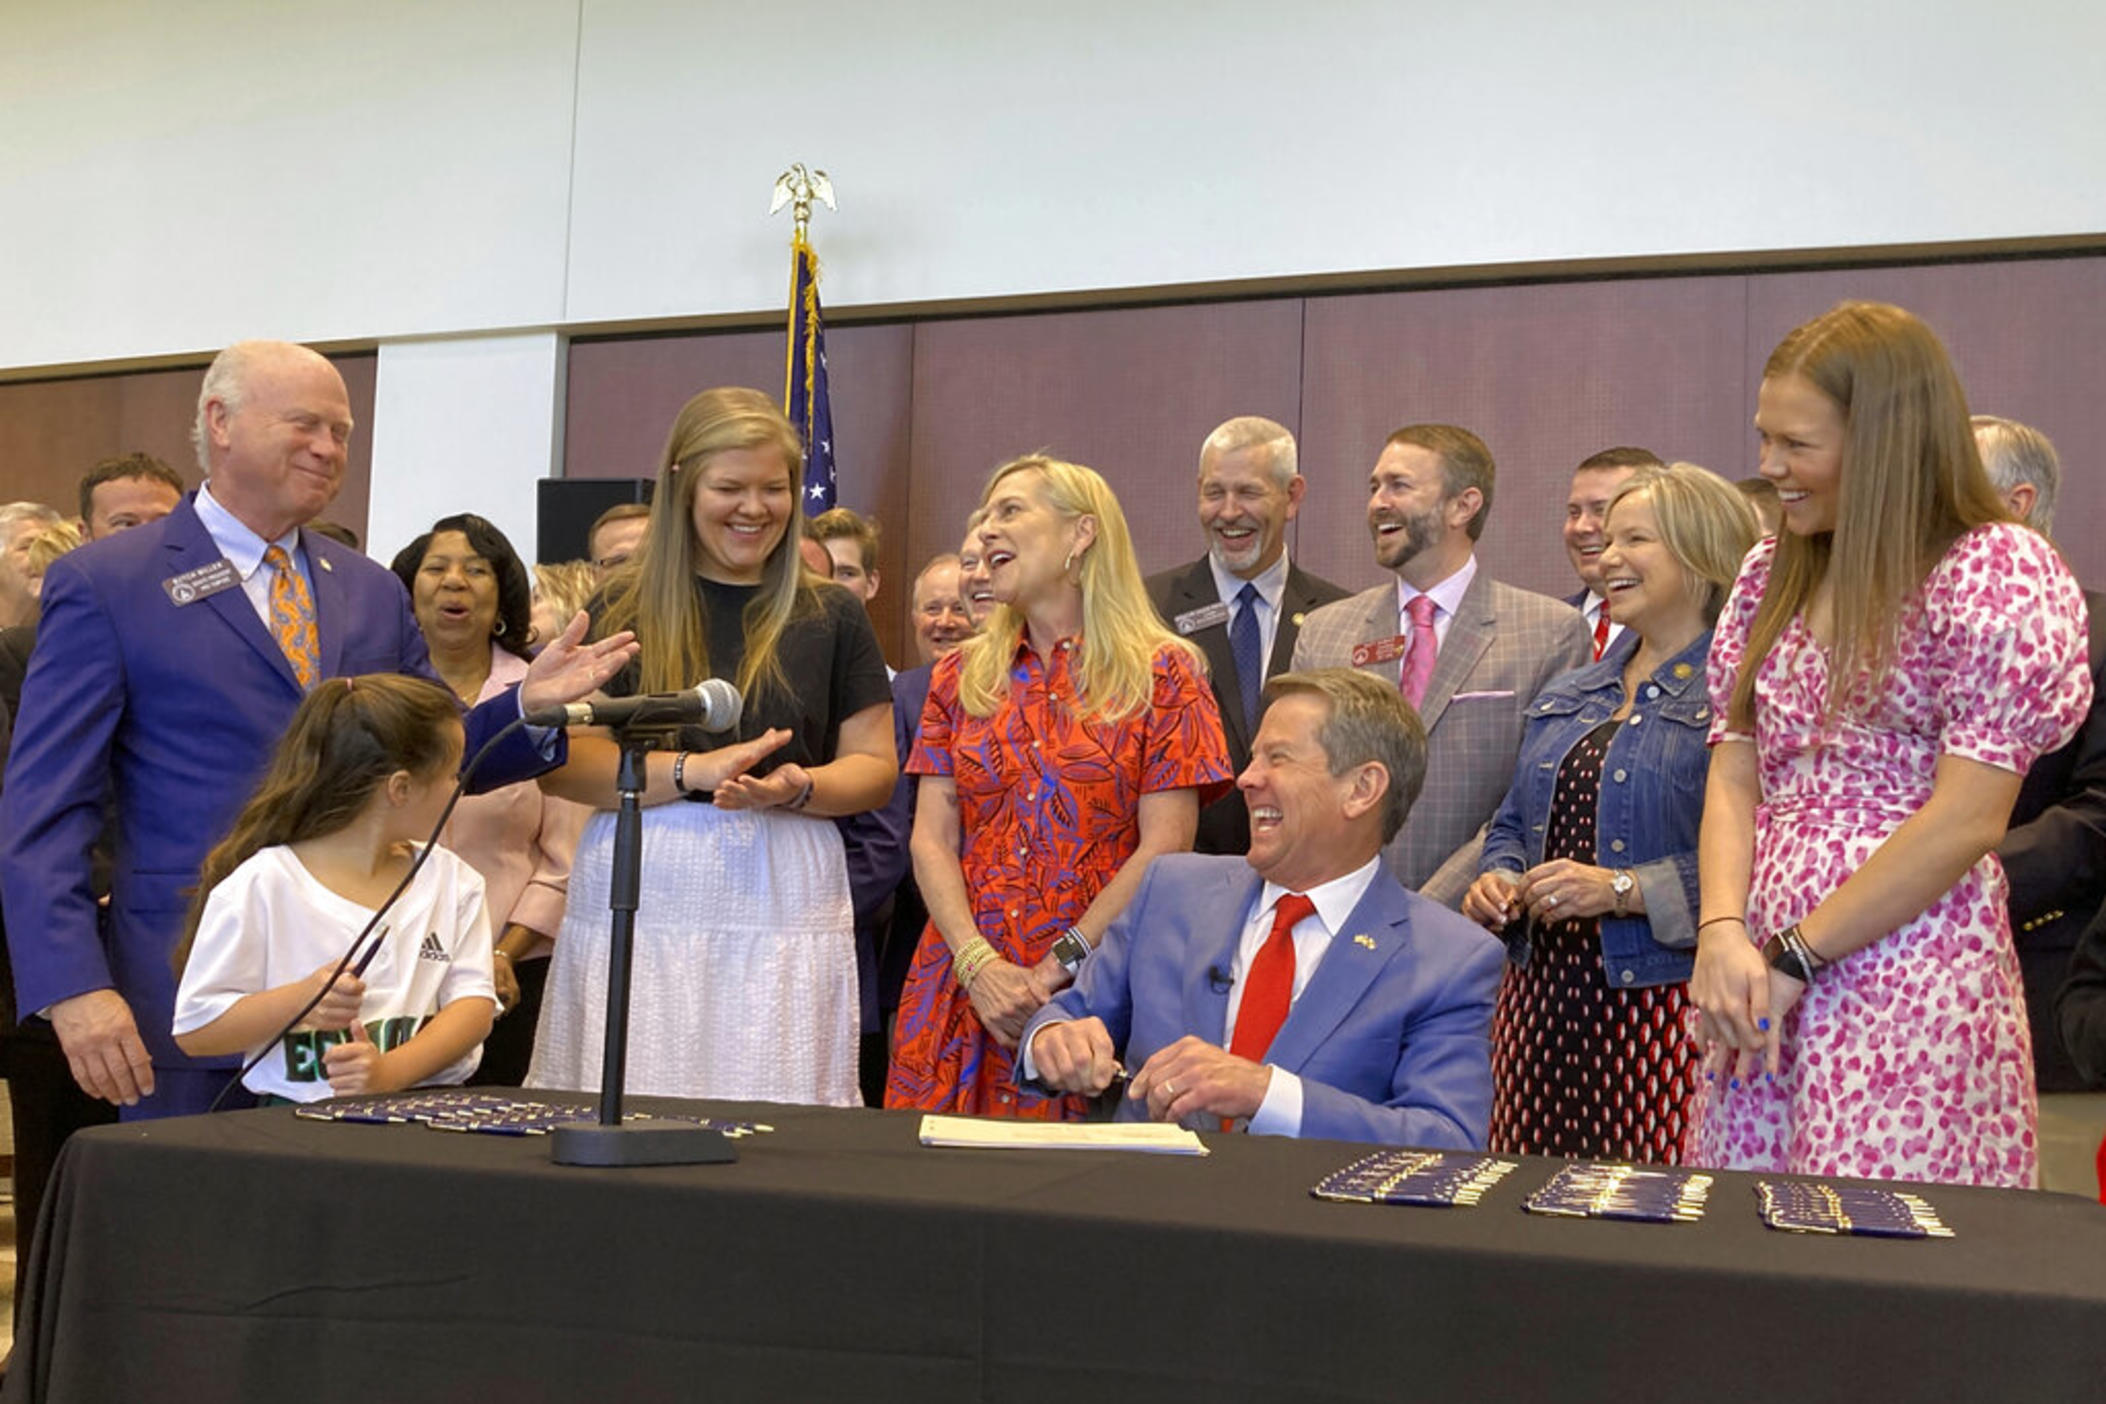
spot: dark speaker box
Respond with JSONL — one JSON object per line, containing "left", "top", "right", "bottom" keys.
{"left": 537, "top": 478, "right": 654, "bottom": 566}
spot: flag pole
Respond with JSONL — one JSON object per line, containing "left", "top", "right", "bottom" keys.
{"left": 772, "top": 163, "right": 840, "bottom": 515}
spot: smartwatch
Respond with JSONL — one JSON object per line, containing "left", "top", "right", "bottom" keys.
{"left": 1050, "top": 927, "right": 1092, "bottom": 975}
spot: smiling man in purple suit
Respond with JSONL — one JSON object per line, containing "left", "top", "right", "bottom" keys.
{"left": 1021, "top": 668, "right": 1501, "bottom": 1147}
{"left": 0, "top": 341, "right": 634, "bottom": 1121}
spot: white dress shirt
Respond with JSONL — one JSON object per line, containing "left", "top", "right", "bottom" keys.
{"left": 1208, "top": 550, "right": 1292, "bottom": 675}
{"left": 195, "top": 482, "right": 313, "bottom": 627}
{"left": 1394, "top": 554, "right": 1477, "bottom": 651}
{"left": 1226, "top": 855, "right": 1383, "bottom": 1136}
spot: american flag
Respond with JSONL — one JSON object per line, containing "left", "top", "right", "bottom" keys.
{"left": 784, "top": 235, "right": 836, "bottom": 514}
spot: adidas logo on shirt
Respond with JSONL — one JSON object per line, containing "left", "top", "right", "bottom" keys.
{"left": 418, "top": 932, "right": 450, "bottom": 963}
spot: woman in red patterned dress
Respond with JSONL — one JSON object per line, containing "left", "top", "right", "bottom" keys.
{"left": 885, "top": 456, "right": 1232, "bottom": 1117}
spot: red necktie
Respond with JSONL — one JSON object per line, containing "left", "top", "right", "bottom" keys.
{"left": 1229, "top": 892, "right": 1316, "bottom": 1062}
{"left": 1591, "top": 605, "right": 1611, "bottom": 661}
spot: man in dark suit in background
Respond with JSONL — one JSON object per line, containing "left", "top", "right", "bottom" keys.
{"left": 1295, "top": 424, "right": 1592, "bottom": 908}
{"left": 1146, "top": 417, "right": 1348, "bottom": 855}
{"left": 1975, "top": 414, "right": 2106, "bottom": 1091}
{"left": 1560, "top": 447, "right": 1659, "bottom": 661}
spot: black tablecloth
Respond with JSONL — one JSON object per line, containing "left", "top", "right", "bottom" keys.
{"left": 9, "top": 1097, "right": 2106, "bottom": 1403}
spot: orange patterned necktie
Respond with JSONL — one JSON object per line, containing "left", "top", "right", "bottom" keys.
{"left": 263, "top": 544, "right": 320, "bottom": 689}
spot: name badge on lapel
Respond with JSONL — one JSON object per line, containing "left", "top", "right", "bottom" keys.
{"left": 161, "top": 559, "right": 241, "bottom": 607}
{"left": 1351, "top": 634, "right": 1410, "bottom": 669}
{"left": 1173, "top": 601, "right": 1231, "bottom": 636}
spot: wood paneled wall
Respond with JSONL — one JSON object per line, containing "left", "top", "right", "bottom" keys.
{"left": 5, "top": 259, "right": 2095, "bottom": 671}
{"left": 567, "top": 255, "right": 2106, "bottom": 666}
{"left": 0, "top": 355, "right": 379, "bottom": 541}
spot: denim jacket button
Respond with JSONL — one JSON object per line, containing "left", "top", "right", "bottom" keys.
{"left": 1609, "top": 838, "right": 1627, "bottom": 853}
{"left": 1646, "top": 685, "right": 1660, "bottom": 699}
{"left": 1612, "top": 768, "right": 1627, "bottom": 783}
{"left": 1620, "top": 969, "right": 1636, "bottom": 985}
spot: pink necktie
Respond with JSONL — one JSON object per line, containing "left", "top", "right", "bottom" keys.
{"left": 1400, "top": 594, "right": 1438, "bottom": 708}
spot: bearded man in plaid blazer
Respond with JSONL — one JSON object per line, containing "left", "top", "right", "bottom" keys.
{"left": 1294, "top": 424, "right": 1590, "bottom": 909}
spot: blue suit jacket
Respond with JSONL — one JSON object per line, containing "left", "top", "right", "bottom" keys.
{"left": 1022, "top": 852, "right": 1502, "bottom": 1147}
{"left": 834, "top": 663, "right": 927, "bottom": 1030}
{"left": 0, "top": 496, "right": 553, "bottom": 1074}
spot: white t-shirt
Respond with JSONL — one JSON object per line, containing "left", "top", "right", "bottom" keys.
{"left": 172, "top": 844, "right": 496, "bottom": 1103}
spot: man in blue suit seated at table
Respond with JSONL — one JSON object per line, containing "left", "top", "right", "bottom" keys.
{"left": 1019, "top": 667, "right": 1502, "bottom": 1147}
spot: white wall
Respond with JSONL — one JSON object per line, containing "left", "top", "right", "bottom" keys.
{"left": 5, "top": 1, "right": 2101, "bottom": 557}
{"left": 365, "top": 334, "right": 565, "bottom": 565}
{"left": 4, "top": 0, "right": 2103, "bottom": 371}
{"left": 0, "top": 0, "right": 582, "bottom": 368}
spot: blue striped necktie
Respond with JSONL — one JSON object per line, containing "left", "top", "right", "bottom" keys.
{"left": 1230, "top": 581, "right": 1263, "bottom": 733}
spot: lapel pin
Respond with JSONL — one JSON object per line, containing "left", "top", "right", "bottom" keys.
{"left": 1672, "top": 662, "right": 1693, "bottom": 679}
{"left": 1353, "top": 934, "right": 1376, "bottom": 949}
{"left": 1291, "top": 611, "right": 1306, "bottom": 627}
{"left": 319, "top": 557, "right": 334, "bottom": 573}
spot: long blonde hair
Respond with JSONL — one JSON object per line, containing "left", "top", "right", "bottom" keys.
{"left": 596, "top": 387, "right": 815, "bottom": 701}
{"left": 955, "top": 455, "right": 1199, "bottom": 721}
{"left": 1730, "top": 301, "right": 2010, "bottom": 728}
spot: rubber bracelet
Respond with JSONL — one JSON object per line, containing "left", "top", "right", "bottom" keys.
{"left": 672, "top": 751, "right": 692, "bottom": 794}
{"left": 787, "top": 777, "right": 816, "bottom": 811}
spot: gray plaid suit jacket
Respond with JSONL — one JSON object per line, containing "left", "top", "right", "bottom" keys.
{"left": 1293, "top": 567, "right": 1592, "bottom": 908}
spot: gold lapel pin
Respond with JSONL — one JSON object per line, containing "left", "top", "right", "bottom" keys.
{"left": 1353, "top": 934, "right": 1376, "bottom": 949}
{"left": 1291, "top": 612, "right": 1306, "bottom": 627}
{"left": 1672, "top": 662, "right": 1693, "bottom": 679}
{"left": 319, "top": 558, "right": 334, "bottom": 573}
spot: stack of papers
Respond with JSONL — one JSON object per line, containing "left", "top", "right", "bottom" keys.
{"left": 918, "top": 1114, "right": 1209, "bottom": 1155}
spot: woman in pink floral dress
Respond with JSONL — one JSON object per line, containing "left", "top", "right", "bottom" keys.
{"left": 1687, "top": 301, "right": 2092, "bottom": 1188}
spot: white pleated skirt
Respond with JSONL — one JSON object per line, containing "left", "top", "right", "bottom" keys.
{"left": 526, "top": 800, "right": 859, "bottom": 1107}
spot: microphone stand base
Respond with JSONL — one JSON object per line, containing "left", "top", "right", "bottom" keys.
{"left": 549, "top": 1121, "right": 740, "bottom": 1167}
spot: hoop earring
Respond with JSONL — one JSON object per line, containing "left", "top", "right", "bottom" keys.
{"left": 492, "top": 618, "right": 507, "bottom": 638}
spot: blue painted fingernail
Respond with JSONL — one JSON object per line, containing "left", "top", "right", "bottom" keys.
{"left": 1729, "top": 1077, "right": 1741, "bottom": 1090}
{"left": 1765, "top": 1072, "right": 1775, "bottom": 1084}
{"left": 1758, "top": 1018, "right": 1770, "bottom": 1032}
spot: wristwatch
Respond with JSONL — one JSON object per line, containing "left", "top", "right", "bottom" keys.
{"left": 1610, "top": 869, "right": 1636, "bottom": 917}
{"left": 1050, "top": 927, "right": 1092, "bottom": 975}
{"left": 1762, "top": 925, "right": 1821, "bottom": 984}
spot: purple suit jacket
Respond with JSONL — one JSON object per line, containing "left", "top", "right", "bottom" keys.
{"left": 0, "top": 496, "right": 554, "bottom": 1078}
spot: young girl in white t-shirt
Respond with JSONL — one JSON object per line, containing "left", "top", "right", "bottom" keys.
{"left": 173, "top": 674, "right": 497, "bottom": 1103}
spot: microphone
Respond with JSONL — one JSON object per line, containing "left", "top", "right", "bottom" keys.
{"left": 523, "top": 678, "right": 742, "bottom": 733}
{"left": 1207, "top": 965, "right": 1233, "bottom": 992}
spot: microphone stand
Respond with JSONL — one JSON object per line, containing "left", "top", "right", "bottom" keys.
{"left": 550, "top": 729, "right": 737, "bottom": 1166}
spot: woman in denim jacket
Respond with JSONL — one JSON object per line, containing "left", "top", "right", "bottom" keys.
{"left": 1464, "top": 465, "right": 1758, "bottom": 1162}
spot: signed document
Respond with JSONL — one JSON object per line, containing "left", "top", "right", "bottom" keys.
{"left": 918, "top": 1114, "right": 1209, "bottom": 1155}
